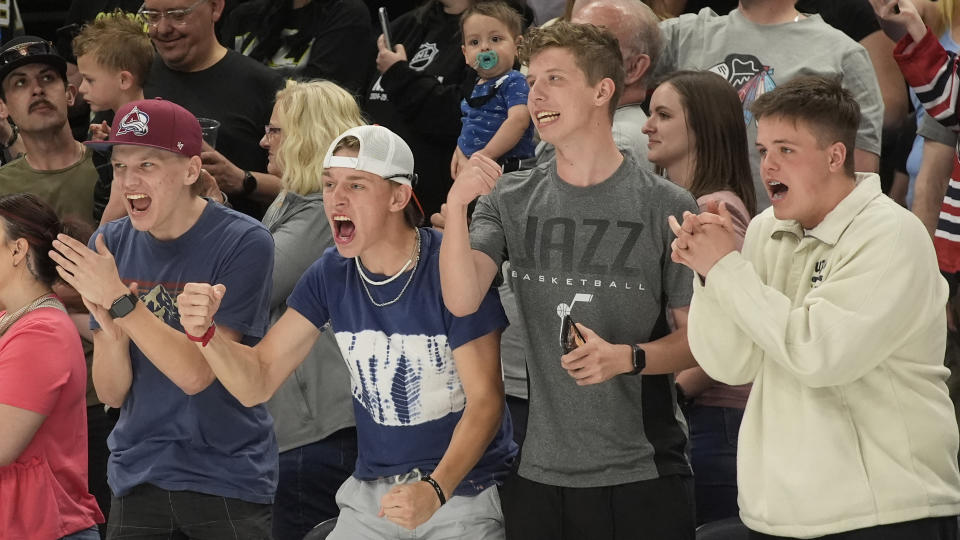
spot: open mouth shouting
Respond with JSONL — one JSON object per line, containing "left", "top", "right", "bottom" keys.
{"left": 767, "top": 179, "right": 788, "bottom": 202}
{"left": 126, "top": 193, "right": 151, "bottom": 215}
{"left": 332, "top": 215, "right": 356, "bottom": 245}
{"left": 536, "top": 111, "right": 560, "bottom": 126}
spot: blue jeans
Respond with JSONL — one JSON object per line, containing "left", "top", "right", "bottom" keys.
{"left": 62, "top": 526, "right": 101, "bottom": 540}
{"left": 273, "top": 427, "right": 358, "bottom": 540}
{"left": 688, "top": 404, "right": 743, "bottom": 525}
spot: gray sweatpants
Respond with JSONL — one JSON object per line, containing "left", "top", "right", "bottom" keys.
{"left": 328, "top": 474, "right": 505, "bottom": 540}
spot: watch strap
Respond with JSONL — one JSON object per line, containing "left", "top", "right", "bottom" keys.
{"left": 242, "top": 171, "right": 257, "bottom": 195}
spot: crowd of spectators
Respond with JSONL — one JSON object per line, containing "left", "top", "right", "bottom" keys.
{"left": 3, "top": 1, "right": 960, "bottom": 539}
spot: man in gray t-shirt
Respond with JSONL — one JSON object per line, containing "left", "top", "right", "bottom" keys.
{"left": 657, "top": 0, "right": 884, "bottom": 212}
{"left": 439, "top": 21, "right": 699, "bottom": 540}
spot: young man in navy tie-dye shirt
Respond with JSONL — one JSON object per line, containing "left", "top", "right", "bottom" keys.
{"left": 178, "top": 125, "right": 516, "bottom": 539}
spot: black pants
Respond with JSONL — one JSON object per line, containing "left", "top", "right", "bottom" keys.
{"left": 88, "top": 405, "right": 119, "bottom": 539}
{"left": 106, "top": 484, "right": 271, "bottom": 540}
{"left": 748, "top": 516, "right": 959, "bottom": 540}
{"left": 501, "top": 472, "right": 695, "bottom": 540}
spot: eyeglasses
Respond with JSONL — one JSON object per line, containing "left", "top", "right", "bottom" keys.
{"left": 263, "top": 125, "right": 282, "bottom": 140}
{"left": 138, "top": 0, "right": 208, "bottom": 27}
{"left": 0, "top": 40, "right": 58, "bottom": 70}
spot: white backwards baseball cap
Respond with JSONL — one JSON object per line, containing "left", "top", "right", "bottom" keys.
{"left": 323, "top": 125, "right": 417, "bottom": 186}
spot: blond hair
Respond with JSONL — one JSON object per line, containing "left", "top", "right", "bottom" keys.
{"left": 72, "top": 10, "right": 153, "bottom": 87}
{"left": 274, "top": 80, "right": 365, "bottom": 196}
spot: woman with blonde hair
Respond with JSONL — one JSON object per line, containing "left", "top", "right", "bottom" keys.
{"left": 258, "top": 79, "right": 366, "bottom": 540}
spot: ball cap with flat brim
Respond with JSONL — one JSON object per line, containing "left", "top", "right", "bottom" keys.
{"left": 0, "top": 36, "right": 67, "bottom": 88}
{"left": 322, "top": 125, "right": 417, "bottom": 186}
{"left": 86, "top": 98, "right": 202, "bottom": 158}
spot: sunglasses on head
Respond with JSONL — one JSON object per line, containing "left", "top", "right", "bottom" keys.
{"left": 0, "top": 40, "right": 58, "bottom": 69}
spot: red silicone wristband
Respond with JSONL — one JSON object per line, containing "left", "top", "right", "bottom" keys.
{"left": 186, "top": 323, "right": 216, "bottom": 347}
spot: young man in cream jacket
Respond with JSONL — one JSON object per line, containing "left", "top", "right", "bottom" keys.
{"left": 670, "top": 75, "right": 960, "bottom": 540}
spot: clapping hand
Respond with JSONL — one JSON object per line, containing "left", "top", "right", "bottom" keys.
{"left": 668, "top": 202, "right": 738, "bottom": 278}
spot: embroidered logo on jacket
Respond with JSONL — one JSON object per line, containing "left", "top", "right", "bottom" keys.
{"left": 811, "top": 259, "right": 826, "bottom": 287}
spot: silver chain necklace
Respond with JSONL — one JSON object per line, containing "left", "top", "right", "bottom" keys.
{"left": 0, "top": 292, "right": 65, "bottom": 336}
{"left": 356, "top": 228, "right": 419, "bottom": 286}
{"left": 357, "top": 229, "right": 421, "bottom": 308}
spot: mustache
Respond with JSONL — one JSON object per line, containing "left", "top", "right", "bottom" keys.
{"left": 28, "top": 99, "right": 56, "bottom": 113}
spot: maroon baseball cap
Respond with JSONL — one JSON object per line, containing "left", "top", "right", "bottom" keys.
{"left": 86, "top": 98, "right": 202, "bottom": 158}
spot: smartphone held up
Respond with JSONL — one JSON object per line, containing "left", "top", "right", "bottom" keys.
{"left": 379, "top": 7, "right": 392, "bottom": 50}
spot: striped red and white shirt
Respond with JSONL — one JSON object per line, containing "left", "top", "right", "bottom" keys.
{"left": 895, "top": 28, "right": 960, "bottom": 273}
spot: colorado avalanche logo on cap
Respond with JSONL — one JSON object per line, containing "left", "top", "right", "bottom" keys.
{"left": 116, "top": 106, "right": 150, "bottom": 137}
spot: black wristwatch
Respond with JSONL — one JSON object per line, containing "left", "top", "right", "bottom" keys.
{"left": 627, "top": 344, "right": 646, "bottom": 375}
{"left": 108, "top": 292, "right": 139, "bottom": 319}
{"left": 241, "top": 170, "right": 257, "bottom": 195}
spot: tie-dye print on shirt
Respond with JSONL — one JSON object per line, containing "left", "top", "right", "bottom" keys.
{"left": 287, "top": 228, "right": 516, "bottom": 494}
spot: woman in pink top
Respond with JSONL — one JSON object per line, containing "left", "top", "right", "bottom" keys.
{"left": 0, "top": 193, "right": 104, "bottom": 539}
{"left": 643, "top": 69, "right": 756, "bottom": 526}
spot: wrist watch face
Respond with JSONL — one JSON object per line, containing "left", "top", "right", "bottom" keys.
{"left": 109, "top": 293, "right": 137, "bottom": 319}
{"left": 632, "top": 345, "right": 645, "bottom": 373}
{"left": 242, "top": 171, "right": 257, "bottom": 194}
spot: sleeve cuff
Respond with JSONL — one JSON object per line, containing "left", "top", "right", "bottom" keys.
{"left": 697, "top": 251, "right": 744, "bottom": 299}
{"left": 380, "top": 61, "right": 414, "bottom": 94}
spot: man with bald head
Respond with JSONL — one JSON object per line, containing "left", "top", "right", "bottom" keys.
{"left": 535, "top": 0, "right": 661, "bottom": 168}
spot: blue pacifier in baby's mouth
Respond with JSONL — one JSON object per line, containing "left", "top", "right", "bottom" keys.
{"left": 475, "top": 51, "right": 499, "bottom": 70}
